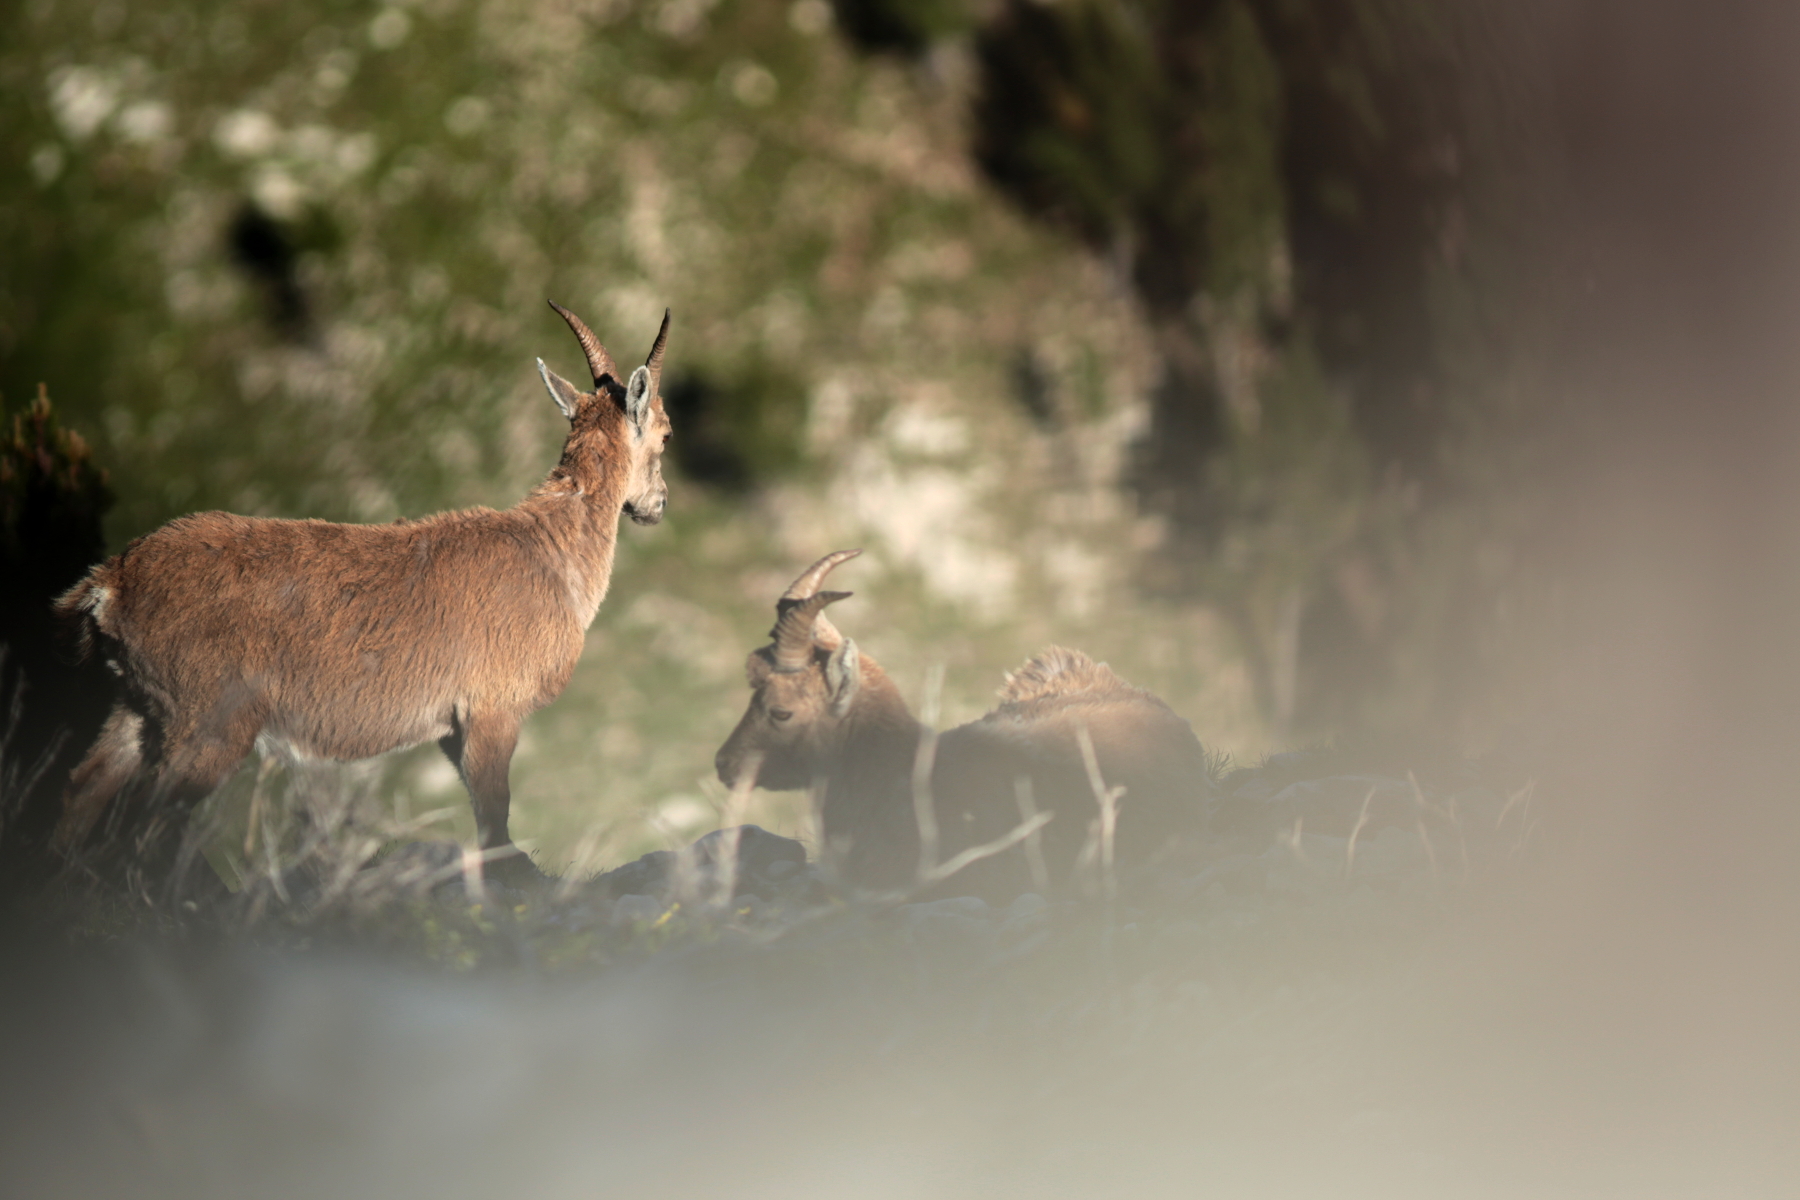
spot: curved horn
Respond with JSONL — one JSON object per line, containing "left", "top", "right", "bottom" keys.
{"left": 771, "top": 590, "right": 850, "bottom": 672}
{"left": 811, "top": 611, "right": 845, "bottom": 651}
{"left": 547, "top": 300, "right": 621, "bottom": 390}
{"left": 773, "top": 549, "right": 862, "bottom": 649}
{"left": 780, "top": 548, "right": 863, "bottom": 603}
{"left": 644, "top": 308, "right": 671, "bottom": 389}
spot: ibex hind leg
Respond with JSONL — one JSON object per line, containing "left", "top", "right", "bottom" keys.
{"left": 52, "top": 703, "right": 147, "bottom": 855}
{"left": 133, "top": 699, "right": 266, "bottom": 890}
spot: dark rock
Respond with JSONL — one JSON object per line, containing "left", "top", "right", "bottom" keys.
{"left": 592, "top": 849, "right": 680, "bottom": 900}
{"left": 1173, "top": 853, "right": 1266, "bottom": 899}
{"left": 690, "top": 824, "right": 806, "bottom": 876}
{"left": 590, "top": 826, "right": 808, "bottom": 903}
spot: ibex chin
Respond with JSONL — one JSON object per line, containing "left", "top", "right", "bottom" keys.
{"left": 714, "top": 550, "right": 1216, "bottom": 897}
{"left": 52, "top": 302, "right": 673, "bottom": 865}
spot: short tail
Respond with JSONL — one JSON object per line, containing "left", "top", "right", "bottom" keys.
{"left": 53, "top": 563, "right": 118, "bottom": 663}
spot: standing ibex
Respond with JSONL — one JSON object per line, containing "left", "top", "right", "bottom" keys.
{"left": 52, "top": 302, "right": 672, "bottom": 867}
{"left": 715, "top": 550, "right": 1216, "bottom": 896}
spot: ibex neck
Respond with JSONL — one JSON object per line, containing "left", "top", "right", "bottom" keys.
{"left": 518, "top": 466, "right": 628, "bottom": 628}
{"left": 817, "top": 673, "right": 931, "bottom": 888}
{"left": 831, "top": 673, "right": 929, "bottom": 782}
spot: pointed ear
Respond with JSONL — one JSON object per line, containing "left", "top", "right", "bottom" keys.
{"left": 825, "top": 638, "right": 861, "bottom": 717}
{"left": 625, "top": 364, "right": 652, "bottom": 430}
{"left": 537, "top": 358, "right": 584, "bottom": 421}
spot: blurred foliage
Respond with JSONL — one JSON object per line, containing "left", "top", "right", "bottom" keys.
{"left": 971, "top": 0, "right": 1462, "bottom": 458}
{"left": 661, "top": 356, "right": 810, "bottom": 491}
{"left": 1, "top": 385, "right": 112, "bottom": 577}
{"left": 974, "top": 0, "right": 1283, "bottom": 316}
{"left": 967, "top": 0, "right": 1530, "bottom": 739}
{"left": 0, "top": 0, "right": 1261, "bottom": 867}
{"left": 829, "top": 0, "right": 980, "bottom": 55}
{"left": 0, "top": 384, "right": 115, "bottom": 859}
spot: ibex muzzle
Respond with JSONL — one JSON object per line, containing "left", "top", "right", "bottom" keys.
{"left": 54, "top": 302, "right": 674, "bottom": 868}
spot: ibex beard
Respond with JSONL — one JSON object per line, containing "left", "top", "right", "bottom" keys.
{"left": 51, "top": 302, "right": 673, "bottom": 872}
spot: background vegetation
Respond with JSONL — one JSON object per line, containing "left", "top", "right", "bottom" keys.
{"left": 1, "top": 0, "right": 1558, "bottom": 870}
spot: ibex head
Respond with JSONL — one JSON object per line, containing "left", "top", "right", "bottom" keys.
{"left": 537, "top": 302, "right": 673, "bottom": 525}
{"left": 716, "top": 549, "right": 867, "bottom": 791}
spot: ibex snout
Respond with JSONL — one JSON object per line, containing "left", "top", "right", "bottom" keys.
{"left": 716, "top": 726, "right": 779, "bottom": 797}
{"left": 625, "top": 481, "right": 667, "bottom": 525}
{"left": 714, "top": 742, "right": 743, "bottom": 788}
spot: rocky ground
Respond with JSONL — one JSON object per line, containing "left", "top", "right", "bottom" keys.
{"left": 0, "top": 758, "right": 1588, "bottom": 1200}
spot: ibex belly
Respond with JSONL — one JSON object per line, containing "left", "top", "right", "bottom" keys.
{"left": 257, "top": 646, "right": 569, "bottom": 763}
{"left": 260, "top": 705, "right": 457, "bottom": 763}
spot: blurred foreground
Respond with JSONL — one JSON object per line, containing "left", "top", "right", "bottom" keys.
{"left": 1, "top": 709, "right": 1794, "bottom": 1198}
{"left": 0, "top": 763, "right": 1602, "bottom": 1200}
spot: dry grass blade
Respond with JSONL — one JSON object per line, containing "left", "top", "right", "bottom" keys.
{"left": 711, "top": 751, "right": 760, "bottom": 909}
{"left": 1409, "top": 769, "right": 1467, "bottom": 879}
{"left": 553, "top": 818, "right": 621, "bottom": 902}
{"left": 921, "top": 810, "right": 1054, "bottom": 887}
{"left": 1013, "top": 776, "right": 1051, "bottom": 896}
{"left": 1280, "top": 815, "right": 1307, "bottom": 862}
{"left": 910, "top": 664, "right": 945, "bottom": 887}
{"left": 241, "top": 755, "right": 278, "bottom": 859}
{"left": 1344, "top": 785, "right": 1377, "bottom": 880}
{"left": 1494, "top": 779, "right": 1534, "bottom": 830}
{"left": 1414, "top": 817, "right": 1439, "bottom": 881}
{"left": 416, "top": 842, "right": 518, "bottom": 893}
{"left": 1075, "top": 724, "right": 1124, "bottom": 904}
{"left": 0, "top": 652, "right": 57, "bottom": 829}
{"left": 460, "top": 844, "right": 491, "bottom": 905}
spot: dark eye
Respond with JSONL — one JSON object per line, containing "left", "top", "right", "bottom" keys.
{"left": 769, "top": 707, "right": 793, "bottom": 722}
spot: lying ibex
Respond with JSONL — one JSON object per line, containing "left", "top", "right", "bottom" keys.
{"left": 53, "top": 302, "right": 673, "bottom": 865}
{"left": 715, "top": 550, "right": 1215, "bottom": 896}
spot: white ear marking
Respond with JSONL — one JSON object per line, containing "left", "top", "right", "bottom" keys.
{"left": 626, "top": 365, "right": 652, "bottom": 430}
{"left": 538, "top": 358, "right": 583, "bottom": 421}
{"left": 827, "top": 638, "right": 861, "bottom": 717}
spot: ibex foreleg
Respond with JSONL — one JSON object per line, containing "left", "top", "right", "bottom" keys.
{"left": 439, "top": 711, "right": 521, "bottom": 850}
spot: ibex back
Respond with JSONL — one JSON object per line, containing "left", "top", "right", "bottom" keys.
{"left": 53, "top": 302, "right": 672, "bottom": 864}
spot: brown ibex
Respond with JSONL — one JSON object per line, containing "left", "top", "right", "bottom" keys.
{"left": 52, "top": 302, "right": 673, "bottom": 867}
{"left": 714, "top": 550, "right": 1215, "bottom": 897}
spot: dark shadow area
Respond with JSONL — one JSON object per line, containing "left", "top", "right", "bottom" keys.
{"left": 969, "top": 0, "right": 1474, "bottom": 738}
{"left": 226, "top": 202, "right": 336, "bottom": 344}
{"left": 660, "top": 361, "right": 809, "bottom": 493}
{"left": 1008, "top": 345, "right": 1059, "bottom": 431}
{"left": 829, "top": 0, "right": 978, "bottom": 56}
{"left": 0, "top": 386, "right": 114, "bottom": 888}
